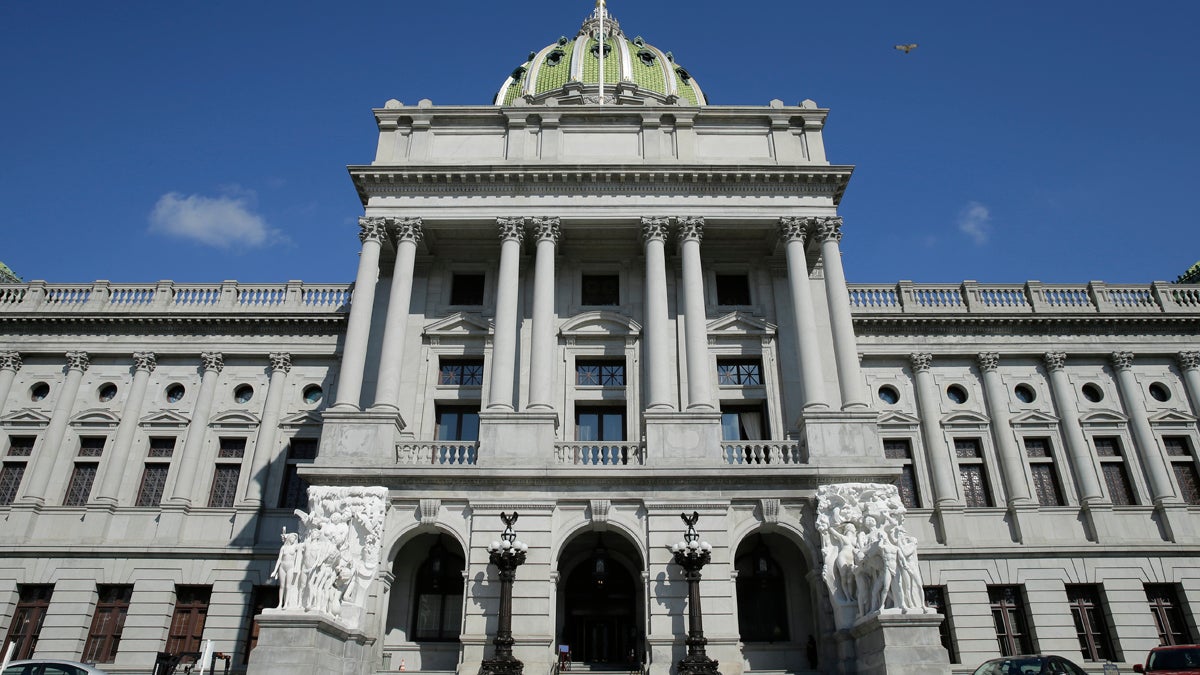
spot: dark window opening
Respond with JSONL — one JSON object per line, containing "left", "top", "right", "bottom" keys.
{"left": 581, "top": 274, "right": 620, "bottom": 306}
{"left": 450, "top": 273, "right": 485, "bottom": 306}
{"left": 82, "top": 584, "right": 133, "bottom": 663}
{"left": 884, "top": 438, "right": 921, "bottom": 508}
{"left": 576, "top": 407, "right": 626, "bottom": 442}
{"left": 924, "top": 586, "right": 959, "bottom": 663}
{"left": 1146, "top": 584, "right": 1194, "bottom": 646}
{"left": 167, "top": 586, "right": 210, "bottom": 655}
{"left": 735, "top": 537, "right": 789, "bottom": 642}
{"left": 3, "top": 584, "right": 53, "bottom": 660}
{"left": 412, "top": 538, "right": 466, "bottom": 642}
{"left": 279, "top": 438, "right": 318, "bottom": 510}
{"left": 715, "top": 274, "right": 752, "bottom": 305}
{"left": 989, "top": 585, "right": 1033, "bottom": 657}
{"left": 1067, "top": 585, "right": 1115, "bottom": 662}
{"left": 64, "top": 462, "right": 98, "bottom": 506}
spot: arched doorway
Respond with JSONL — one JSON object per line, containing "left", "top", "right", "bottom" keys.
{"left": 557, "top": 531, "right": 644, "bottom": 667}
{"left": 384, "top": 533, "right": 466, "bottom": 671}
{"left": 734, "top": 531, "right": 819, "bottom": 672}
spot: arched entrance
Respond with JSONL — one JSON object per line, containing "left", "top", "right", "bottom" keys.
{"left": 384, "top": 532, "right": 466, "bottom": 671}
{"left": 557, "top": 531, "right": 644, "bottom": 668}
{"left": 734, "top": 531, "right": 820, "bottom": 672}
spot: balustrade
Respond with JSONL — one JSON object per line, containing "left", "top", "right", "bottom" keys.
{"left": 396, "top": 442, "right": 478, "bottom": 465}
{"left": 0, "top": 280, "right": 350, "bottom": 314}
{"left": 721, "top": 440, "right": 804, "bottom": 465}
{"left": 555, "top": 442, "right": 645, "bottom": 466}
{"left": 848, "top": 281, "right": 1200, "bottom": 316}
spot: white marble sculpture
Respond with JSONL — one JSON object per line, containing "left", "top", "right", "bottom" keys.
{"left": 816, "top": 483, "right": 932, "bottom": 630}
{"left": 268, "top": 485, "right": 388, "bottom": 630}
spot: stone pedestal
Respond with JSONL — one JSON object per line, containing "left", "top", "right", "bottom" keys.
{"left": 478, "top": 410, "right": 558, "bottom": 466}
{"left": 318, "top": 408, "right": 404, "bottom": 467}
{"left": 644, "top": 410, "right": 723, "bottom": 466}
{"left": 247, "top": 611, "right": 376, "bottom": 675}
{"left": 847, "top": 612, "right": 949, "bottom": 675}
{"left": 800, "top": 410, "right": 881, "bottom": 461}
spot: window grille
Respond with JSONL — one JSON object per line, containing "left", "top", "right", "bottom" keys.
{"left": 576, "top": 361, "right": 625, "bottom": 387}
{"left": 79, "top": 436, "right": 106, "bottom": 457}
{"left": 717, "top": 359, "right": 762, "bottom": 386}
{"left": 1024, "top": 438, "right": 1065, "bottom": 506}
{"left": 208, "top": 465, "right": 240, "bottom": 508}
{"left": 923, "top": 586, "right": 958, "bottom": 663}
{"left": 884, "top": 439, "right": 921, "bottom": 508}
{"left": 955, "top": 439, "right": 991, "bottom": 507}
{"left": 0, "top": 463, "right": 26, "bottom": 505}
{"left": 1094, "top": 437, "right": 1137, "bottom": 504}
{"left": 148, "top": 437, "right": 176, "bottom": 458}
{"left": 82, "top": 585, "right": 133, "bottom": 663}
{"left": 136, "top": 464, "right": 169, "bottom": 507}
{"left": 64, "top": 462, "right": 98, "bottom": 506}
{"left": 7, "top": 436, "right": 35, "bottom": 456}
{"left": 439, "top": 359, "right": 484, "bottom": 386}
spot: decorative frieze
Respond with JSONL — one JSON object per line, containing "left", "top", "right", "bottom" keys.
{"left": 357, "top": 216, "right": 389, "bottom": 244}
{"left": 1110, "top": 351, "right": 1135, "bottom": 371}
{"left": 909, "top": 353, "right": 932, "bottom": 373}
{"left": 1043, "top": 352, "right": 1067, "bottom": 372}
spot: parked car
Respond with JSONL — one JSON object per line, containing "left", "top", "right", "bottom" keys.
{"left": 1, "top": 660, "right": 109, "bottom": 675}
{"left": 1134, "top": 644, "right": 1200, "bottom": 674}
{"left": 971, "top": 654, "right": 1089, "bottom": 675}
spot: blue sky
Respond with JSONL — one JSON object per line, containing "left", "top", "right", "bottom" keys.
{"left": 1, "top": 1, "right": 1196, "bottom": 285}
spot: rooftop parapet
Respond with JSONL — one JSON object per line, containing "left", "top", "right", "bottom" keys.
{"left": 847, "top": 280, "right": 1200, "bottom": 316}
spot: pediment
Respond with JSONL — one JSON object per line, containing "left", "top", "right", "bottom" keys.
{"left": 140, "top": 409, "right": 191, "bottom": 428}
{"left": 1079, "top": 409, "right": 1128, "bottom": 427}
{"left": 706, "top": 311, "right": 776, "bottom": 336}
{"left": 941, "top": 410, "right": 991, "bottom": 428}
{"left": 1010, "top": 410, "right": 1061, "bottom": 427}
{"left": 559, "top": 310, "right": 641, "bottom": 339}
{"left": 1148, "top": 409, "right": 1198, "bottom": 426}
{"left": 876, "top": 410, "right": 921, "bottom": 427}
{"left": 70, "top": 408, "right": 121, "bottom": 428}
{"left": 423, "top": 312, "right": 492, "bottom": 338}
{"left": 210, "top": 410, "right": 261, "bottom": 429}
{"left": 279, "top": 411, "right": 324, "bottom": 429}
{"left": 0, "top": 408, "right": 52, "bottom": 428}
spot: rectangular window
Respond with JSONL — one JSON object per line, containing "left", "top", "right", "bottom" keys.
{"left": 208, "top": 465, "right": 241, "bottom": 508}
{"left": 721, "top": 405, "right": 767, "bottom": 441}
{"left": 2, "top": 584, "right": 53, "bottom": 660}
{"left": 1164, "top": 436, "right": 1200, "bottom": 505}
{"left": 885, "top": 439, "right": 921, "bottom": 508}
{"left": 136, "top": 464, "right": 170, "bottom": 507}
{"left": 79, "top": 436, "right": 106, "bottom": 457}
{"left": 449, "top": 273, "right": 485, "bottom": 306}
{"left": 717, "top": 359, "right": 762, "bottom": 386}
{"left": 82, "top": 584, "right": 133, "bottom": 663}
{"left": 64, "top": 462, "right": 98, "bottom": 506}
{"left": 438, "top": 359, "right": 484, "bottom": 386}
{"left": 279, "top": 438, "right": 318, "bottom": 510}
{"left": 576, "top": 407, "right": 626, "bottom": 442}
{"left": 1095, "top": 436, "right": 1137, "bottom": 505}
{"left": 575, "top": 361, "right": 625, "bottom": 387}
{"left": 580, "top": 274, "right": 620, "bottom": 306}
{"left": 955, "top": 438, "right": 992, "bottom": 507}
{"left": 1024, "top": 437, "right": 1065, "bottom": 506}
{"left": 242, "top": 585, "right": 280, "bottom": 663}
{"left": 0, "top": 462, "right": 26, "bottom": 505}
{"left": 167, "top": 586, "right": 210, "bottom": 656}
{"left": 923, "top": 586, "right": 958, "bottom": 663}
{"left": 218, "top": 437, "right": 247, "bottom": 459}
{"left": 989, "top": 585, "right": 1033, "bottom": 657}
{"left": 1067, "top": 585, "right": 1115, "bottom": 662}
{"left": 715, "top": 273, "right": 752, "bottom": 306}
{"left": 1146, "top": 584, "right": 1194, "bottom": 646}
{"left": 435, "top": 405, "right": 480, "bottom": 442}
{"left": 148, "top": 436, "right": 176, "bottom": 458}
{"left": 7, "top": 436, "right": 35, "bottom": 457}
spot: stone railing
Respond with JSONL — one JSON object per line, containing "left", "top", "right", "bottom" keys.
{"left": 396, "top": 442, "right": 479, "bottom": 465}
{"left": 722, "top": 440, "right": 805, "bottom": 465}
{"left": 554, "top": 442, "right": 646, "bottom": 466}
{"left": 0, "top": 280, "right": 350, "bottom": 314}
{"left": 848, "top": 281, "right": 1200, "bottom": 316}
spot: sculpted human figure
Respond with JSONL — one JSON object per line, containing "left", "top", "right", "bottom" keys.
{"left": 271, "top": 530, "right": 303, "bottom": 610}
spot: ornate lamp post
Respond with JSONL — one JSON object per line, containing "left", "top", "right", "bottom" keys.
{"left": 670, "top": 512, "right": 721, "bottom": 675}
{"left": 479, "top": 512, "right": 528, "bottom": 675}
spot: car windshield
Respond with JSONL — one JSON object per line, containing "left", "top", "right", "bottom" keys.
{"left": 973, "top": 657, "right": 1084, "bottom": 675}
{"left": 1149, "top": 647, "right": 1200, "bottom": 670}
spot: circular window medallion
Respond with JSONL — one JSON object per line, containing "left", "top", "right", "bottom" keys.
{"left": 30, "top": 382, "right": 50, "bottom": 402}
{"left": 1081, "top": 383, "right": 1104, "bottom": 403}
{"left": 165, "top": 384, "right": 186, "bottom": 404}
{"left": 1148, "top": 382, "right": 1171, "bottom": 402}
{"left": 946, "top": 384, "right": 969, "bottom": 405}
{"left": 1014, "top": 384, "right": 1036, "bottom": 404}
{"left": 98, "top": 383, "right": 118, "bottom": 402}
{"left": 878, "top": 385, "right": 900, "bottom": 405}
{"left": 303, "top": 385, "right": 324, "bottom": 405}
{"left": 234, "top": 384, "right": 254, "bottom": 404}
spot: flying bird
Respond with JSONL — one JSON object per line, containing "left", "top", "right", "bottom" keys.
{"left": 894, "top": 43, "right": 918, "bottom": 54}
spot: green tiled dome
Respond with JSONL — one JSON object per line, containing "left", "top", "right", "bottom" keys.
{"left": 495, "top": 3, "right": 707, "bottom": 106}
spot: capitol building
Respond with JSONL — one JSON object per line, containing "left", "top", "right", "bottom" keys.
{"left": 2, "top": 4, "right": 1199, "bottom": 675}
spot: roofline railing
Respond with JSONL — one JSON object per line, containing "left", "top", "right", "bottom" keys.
{"left": 0, "top": 280, "right": 350, "bottom": 315}
{"left": 848, "top": 280, "right": 1200, "bottom": 316}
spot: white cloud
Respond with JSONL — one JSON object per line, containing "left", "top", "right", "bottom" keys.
{"left": 957, "top": 201, "right": 991, "bottom": 245}
{"left": 148, "top": 188, "right": 282, "bottom": 249}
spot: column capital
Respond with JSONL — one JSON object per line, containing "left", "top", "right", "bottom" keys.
{"left": 676, "top": 216, "right": 704, "bottom": 243}
{"left": 1177, "top": 351, "right": 1200, "bottom": 371}
{"left": 390, "top": 217, "right": 423, "bottom": 245}
{"left": 813, "top": 216, "right": 844, "bottom": 243}
{"left": 909, "top": 352, "right": 932, "bottom": 373}
{"left": 1110, "top": 350, "right": 1135, "bottom": 372}
{"left": 0, "top": 351, "right": 21, "bottom": 373}
{"left": 1043, "top": 352, "right": 1067, "bottom": 372}
{"left": 497, "top": 217, "right": 526, "bottom": 243}
{"left": 133, "top": 352, "right": 157, "bottom": 373}
{"left": 65, "top": 351, "right": 90, "bottom": 372}
{"left": 641, "top": 217, "right": 671, "bottom": 243}
{"left": 977, "top": 352, "right": 1000, "bottom": 373}
{"left": 269, "top": 352, "right": 293, "bottom": 375}
{"left": 201, "top": 351, "right": 224, "bottom": 374}
{"left": 358, "top": 216, "right": 389, "bottom": 244}
{"left": 530, "top": 217, "right": 561, "bottom": 244}
{"left": 778, "top": 216, "right": 809, "bottom": 244}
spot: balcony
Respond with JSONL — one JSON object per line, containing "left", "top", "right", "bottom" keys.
{"left": 847, "top": 280, "right": 1200, "bottom": 316}
{"left": 0, "top": 280, "right": 350, "bottom": 315}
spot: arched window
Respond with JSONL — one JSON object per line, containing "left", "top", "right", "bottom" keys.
{"left": 735, "top": 537, "right": 790, "bottom": 642}
{"left": 411, "top": 537, "right": 465, "bottom": 642}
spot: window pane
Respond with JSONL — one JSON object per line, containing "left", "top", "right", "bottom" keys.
{"left": 1103, "top": 464, "right": 1136, "bottom": 505}
{"left": 717, "top": 359, "right": 762, "bottom": 386}
{"left": 1031, "top": 464, "right": 1065, "bottom": 506}
{"left": 3, "top": 585, "right": 53, "bottom": 660}
{"left": 897, "top": 466, "right": 920, "bottom": 509}
{"left": 0, "top": 463, "right": 26, "bottom": 505}
{"left": 209, "top": 465, "right": 240, "bottom": 508}
{"left": 954, "top": 438, "right": 982, "bottom": 459}
{"left": 721, "top": 413, "right": 742, "bottom": 441}
{"left": 1174, "top": 463, "right": 1200, "bottom": 505}
{"left": 136, "top": 464, "right": 169, "bottom": 507}
{"left": 83, "top": 585, "right": 132, "bottom": 663}
{"left": 577, "top": 413, "right": 598, "bottom": 442}
{"left": 148, "top": 437, "right": 176, "bottom": 458}
{"left": 64, "top": 463, "right": 98, "bottom": 506}
{"left": 167, "top": 587, "right": 210, "bottom": 655}
{"left": 440, "top": 360, "right": 484, "bottom": 386}
{"left": 601, "top": 413, "right": 625, "bottom": 441}
{"left": 218, "top": 437, "right": 246, "bottom": 459}
{"left": 961, "top": 465, "right": 991, "bottom": 507}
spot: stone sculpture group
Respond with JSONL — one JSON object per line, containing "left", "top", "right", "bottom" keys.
{"left": 269, "top": 485, "right": 388, "bottom": 630}
{"left": 815, "top": 483, "right": 931, "bottom": 630}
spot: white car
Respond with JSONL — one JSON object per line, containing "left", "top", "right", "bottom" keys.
{"left": 2, "top": 660, "right": 110, "bottom": 675}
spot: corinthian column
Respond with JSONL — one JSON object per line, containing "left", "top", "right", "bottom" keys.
{"left": 642, "top": 217, "right": 674, "bottom": 411}
{"left": 977, "top": 353, "right": 1032, "bottom": 505}
{"left": 910, "top": 353, "right": 958, "bottom": 505}
{"left": 0, "top": 351, "right": 21, "bottom": 417}
{"left": 677, "top": 217, "right": 714, "bottom": 410}
{"left": 244, "top": 353, "right": 290, "bottom": 506}
{"left": 1043, "top": 352, "right": 1103, "bottom": 503}
{"left": 168, "top": 352, "right": 223, "bottom": 505}
{"left": 486, "top": 218, "right": 525, "bottom": 411}
{"left": 20, "top": 351, "right": 89, "bottom": 503}
{"left": 373, "top": 218, "right": 423, "bottom": 411}
{"left": 526, "top": 217, "right": 561, "bottom": 410}
{"left": 1178, "top": 351, "right": 1200, "bottom": 417}
{"left": 333, "top": 217, "right": 388, "bottom": 410}
{"left": 1111, "top": 351, "right": 1176, "bottom": 504}
{"left": 814, "top": 217, "right": 869, "bottom": 409}
{"left": 778, "top": 218, "right": 828, "bottom": 410}
{"left": 95, "top": 352, "right": 156, "bottom": 505}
